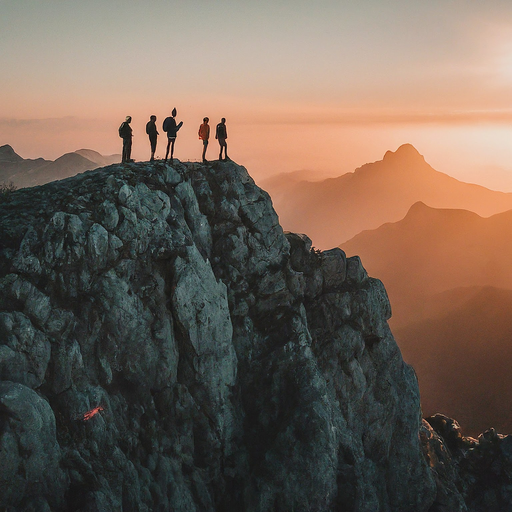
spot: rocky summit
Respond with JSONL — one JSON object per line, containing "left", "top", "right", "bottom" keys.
{"left": 0, "top": 160, "right": 510, "bottom": 511}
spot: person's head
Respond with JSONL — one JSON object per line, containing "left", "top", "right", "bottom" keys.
{"left": 203, "top": 117, "right": 209, "bottom": 123}
{"left": 221, "top": 117, "right": 226, "bottom": 124}
{"left": 172, "top": 108, "right": 177, "bottom": 117}
{"left": 150, "top": 115, "right": 156, "bottom": 121}
{"left": 126, "top": 116, "right": 132, "bottom": 123}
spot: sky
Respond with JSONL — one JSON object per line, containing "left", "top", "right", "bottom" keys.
{"left": 3, "top": 0, "right": 512, "bottom": 189}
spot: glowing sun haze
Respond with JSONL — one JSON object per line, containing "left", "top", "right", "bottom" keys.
{"left": 3, "top": 0, "right": 512, "bottom": 189}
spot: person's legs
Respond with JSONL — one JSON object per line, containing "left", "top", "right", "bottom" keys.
{"left": 122, "top": 138, "right": 130, "bottom": 162}
{"left": 219, "top": 140, "right": 227, "bottom": 160}
{"left": 150, "top": 138, "right": 157, "bottom": 161}
{"left": 170, "top": 139, "right": 175, "bottom": 161}
{"left": 202, "top": 141, "right": 208, "bottom": 162}
{"left": 165, "top": 138, "right": 171, "bottom": 162}
{"left": 126, "top": 139, "right": 132, "bottom": 162}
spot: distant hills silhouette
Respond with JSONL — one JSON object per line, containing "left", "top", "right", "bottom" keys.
{"left": 342, "top": 201, "right": 512, "bottom": 325}
{"left": 395, "top": 286, "right": 512, "bottom": 435}
{"left": 265, "top": 143, "right": 512, "bottom": 248}
{"left": 342, "top": 202, "right": 512, "bottom": 434}
{"left": 0, "top": 145, "right": 120, "bottom": 188}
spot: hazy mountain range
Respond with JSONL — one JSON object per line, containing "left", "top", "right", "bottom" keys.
{"left": 0, "top": 144, "right": 120, "bottom": 189}
{"left": 264, "top": 143, "right": 512, "bottom": 248}
{"left": 342, "top": 201, "right": 512, "bottom": 325}
{"left": 264, "top": 144, "right": 512, "bottom": 435}
{"left": 342, "top": 202, "right": 512, "bottom": 433}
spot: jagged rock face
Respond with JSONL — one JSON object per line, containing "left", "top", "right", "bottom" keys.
{"left": 422, "top": 414, "right": 512, "bottom": 512}
{"left": 0, "top": 160, "right": 437, "bottom": 511}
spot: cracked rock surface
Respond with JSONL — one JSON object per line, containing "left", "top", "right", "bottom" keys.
{"left": 0, "top": 160, "right": 505, "bottom": 511}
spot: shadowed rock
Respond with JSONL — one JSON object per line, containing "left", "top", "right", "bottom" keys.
{"left": 0, "top": 159, "right": 504, "bottom": 511}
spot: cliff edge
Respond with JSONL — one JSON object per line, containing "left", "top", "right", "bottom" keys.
{"left": 0, "top": 160, "right": 509, "bottom": 511}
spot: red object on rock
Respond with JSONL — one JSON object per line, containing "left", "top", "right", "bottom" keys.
{"left": 81, "top": 405, "right": 104, "bottom": 421}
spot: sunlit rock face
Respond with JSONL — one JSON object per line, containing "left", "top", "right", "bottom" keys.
{"left": 0, "top": 160, "right": 504, "bottom": 511}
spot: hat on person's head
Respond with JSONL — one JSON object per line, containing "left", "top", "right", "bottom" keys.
{"left": 172, "top": 108, "right": 177, "bottom": 116}
{"left": 126, "top": 116, "right": 132, "bottom": 122}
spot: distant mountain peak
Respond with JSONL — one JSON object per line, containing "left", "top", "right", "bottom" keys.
{"left": 407, "top": 201, "right": 431, "bottom": 212}
{"left": 383, "top": 144, "right": 425, "bottom": 164}
{"left": 74, "top": 148, "right": 103, "bottom": 159}
{"left": 75, "top": 149, "right": 120, "bottom": 167}
{"left": 0, "top": 144, "right": 23, "bottom": 163}
{"left": 405, "top": 201, "right": 482, "bottom": 218}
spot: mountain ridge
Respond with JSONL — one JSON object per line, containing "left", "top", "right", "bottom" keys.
{"left": 383, "top": 143, "right": 426, "bottom": 164}
{"left": 0, "top": 144, "right": 23, "bottom": 163}
{"left": 342, "top": 202, "right": 512, "bottom": 305}
{"left": 264, "top": 143, "right": 512, "bottom": 248}
{"left": 0, "top": 144, "right": 120, "bottom": 189}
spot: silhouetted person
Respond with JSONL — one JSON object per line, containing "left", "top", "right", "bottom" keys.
{"left": 198, "top": 117, "right": 210, "bottom": 163}
{"left": 119, "top": 116, "right": 133, "bottom": 163}
{"left": 216, "top": 118, "right": 228, "bottom": 161}
{"left": 146, "top": 115, "right": 159, "bottom": 161}
{"left": 162, "top": 108, "right": 183, "bottom": 163}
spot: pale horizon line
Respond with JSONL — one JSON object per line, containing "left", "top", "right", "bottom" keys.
{"left": 5, "top": 108, "right": 512, "bottom": 127}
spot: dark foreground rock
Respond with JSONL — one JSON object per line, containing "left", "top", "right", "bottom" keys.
{"left": 0, "top": 160, "right": 507, "bottom": 511}
{"left": 422, "top": 414, "right": 512, "bottom": 512}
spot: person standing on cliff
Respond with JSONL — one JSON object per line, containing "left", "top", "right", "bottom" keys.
{"left": 215, "top": 118, "right": 228, "bottom": 161}
{"left": 146, "top": 115, "right": 159, "bottom": 162}
{"left": 198, "top": 117, "right": 210, "bottom": 163}
{"left": 119, "top": 116, "right": 133, "bottom": 163}
{"left": 162, "top": 108, "right": 183, "bottom": 163}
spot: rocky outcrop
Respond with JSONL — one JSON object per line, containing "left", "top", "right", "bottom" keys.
{"left": 0, "top": 160, "right": 507, "bottom": 511}
{"left": 422, "top": 414, "right": 512, "bottom": 512}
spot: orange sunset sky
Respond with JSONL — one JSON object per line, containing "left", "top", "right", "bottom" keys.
{"left": 3, "top": 0, "right": 512, "bottom": 190}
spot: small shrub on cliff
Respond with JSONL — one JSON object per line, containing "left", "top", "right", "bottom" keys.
{"left": 310, "top": 246, "right": 324, "bottom": 267}
{"left": 0, "top": 181, "right": 16, "bottom": 200}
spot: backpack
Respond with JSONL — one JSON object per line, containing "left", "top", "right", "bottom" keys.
{"left": 119, "top": 122, "right": 128, "bottom": 138}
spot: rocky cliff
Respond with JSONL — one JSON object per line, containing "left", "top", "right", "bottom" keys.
{"left": 0, "top": 160, "right": 510, "bottom": 511}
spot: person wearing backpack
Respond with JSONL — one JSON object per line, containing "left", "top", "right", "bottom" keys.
{"left": 119, "top": 116, "right": 133, "bottom": 163}
{"left": 215, "top": 118, "right": 228, "bottom": 161}
{"left": 162, "top": 108, "right": 183, "bottom": 163}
